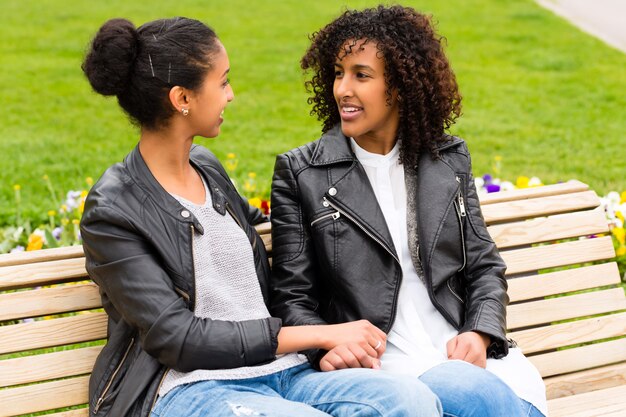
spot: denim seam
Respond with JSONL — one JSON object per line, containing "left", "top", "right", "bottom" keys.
{"left": 307, "top": 399, "right": 385, "bottom": 416}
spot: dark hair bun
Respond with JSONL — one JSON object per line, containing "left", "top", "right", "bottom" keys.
{"left": 82, "top": 18, "right": 139, "bottom": 96}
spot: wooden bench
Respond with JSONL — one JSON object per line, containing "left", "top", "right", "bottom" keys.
{"left": 0, "top": 180, "right": 624, "bottom": 416}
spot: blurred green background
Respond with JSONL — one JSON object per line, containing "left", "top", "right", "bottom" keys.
{"left": 1, "top": 0, "right": 625, "bottom": 225}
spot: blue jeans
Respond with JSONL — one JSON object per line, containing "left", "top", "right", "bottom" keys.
{"left": 152, "top": 363, "right": 442, "bottom": 417}
{"left": 419, "top": 361, "right": 545, "bottom": 417}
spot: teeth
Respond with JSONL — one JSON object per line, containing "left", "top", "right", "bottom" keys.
{"left": 343, "top": 107, "right": 360, "bottom": 112}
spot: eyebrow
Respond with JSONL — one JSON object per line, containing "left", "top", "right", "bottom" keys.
{"left": 334, "top": 63, "right": 375, "bottom": 72}
{"left": 222, "top": 68, "right": 230, "bottom": 77}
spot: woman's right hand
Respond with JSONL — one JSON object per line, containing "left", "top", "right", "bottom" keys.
{"left": 319, "top": 320, "right": 386, "bottom": 371}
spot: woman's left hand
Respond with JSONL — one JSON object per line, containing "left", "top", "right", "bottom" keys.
{"left": 446, "top": 331, "right": 491, "bottom": 368}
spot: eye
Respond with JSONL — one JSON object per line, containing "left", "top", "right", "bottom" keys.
{"left": 356, "top": 72, "right": 369, "bottom": 79}
{"left": 334, "top": 69, "right": 343, "bottom": 78}
{"left": 222, "top": 78, "right": 230, "bottom": 88}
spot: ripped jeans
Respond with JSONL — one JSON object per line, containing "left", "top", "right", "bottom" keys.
{"left": 151, "top": 363, "right": 442, "bottom": 417}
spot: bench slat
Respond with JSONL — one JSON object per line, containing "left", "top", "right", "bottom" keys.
{"left": 501, "top": 236, "right": 615, "bottom": 276}
{"left": 0, "top": 245, "right": 85, "bottom": 268}
{"left": 0, "top": 375, "right": 89, "bottom": 417}
{"left": 507, "top": 262, "right": 621, "bottom": 302}
{"left": 507, "top": 288, "right": 626, "bottom": 330}
{"left": 488, "top": 208, "right": 608, "bottom": 249}
{"left": 0, "top": 282, "right": 101, "bottom": 321}
{"left": 44, "top": 409, "right": 89, "bottom": 417}
{"left": 0, "top": 312, "right": 107, "bottom": 355}
{"left": 545, "top": 362, "right": 626, "bottom": 400}
{"left": 482, "top": 190, "right": 599, "bottom": 224}
{"left": 0, "top": 345, "right": 102, "bottom": 388}
{"left": 479, "top": 180, "right": 589, "bottom": 205}
{"left": 530, "top": 338, "right": 626, "bottom": 378}
{"left": 0, "top": 257, "right": 87, "bottom": 291}
{"left": 508, "top": 312, "right": 626, "bottom": 354}
{"left": 547, "top": 384, "right": 626, "bottom": 417}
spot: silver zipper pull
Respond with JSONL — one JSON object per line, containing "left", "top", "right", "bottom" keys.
{"left": 332, "top": 212, "right": 341, "bottom": 220}
{"left": 458, "top": 193, "right": 466, "bottom": 217}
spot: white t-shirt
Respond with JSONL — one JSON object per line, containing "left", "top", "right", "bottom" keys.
{"left": 350, "top": 138, "right": 547, "bottom": 415}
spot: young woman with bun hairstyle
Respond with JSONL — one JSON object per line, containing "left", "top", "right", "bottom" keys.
{"left": 271, "top": 5, "right": 547, "bottom": 417}
{"left": 81, "top": 16, "right": 442, "bottom": 417}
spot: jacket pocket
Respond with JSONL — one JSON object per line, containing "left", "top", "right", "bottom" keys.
{"left": 92, "top": 337, "right": 136, "bottom": 415}
{"left": 310, "top": 210, "right": 341, "bottom": 229}
{"left": 453, "top": 181, "right": 467, "bottom": 273}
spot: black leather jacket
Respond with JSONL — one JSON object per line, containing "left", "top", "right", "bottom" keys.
{"left": 270, "top": 126, "right": 509, "bottom": 366}
{"left": 81, "top": 144, "right": 280, "bottom": 417}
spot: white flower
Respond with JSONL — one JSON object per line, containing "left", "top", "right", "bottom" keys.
{"left": 528, "top": 177, "right": 543, "bottom": 187}
{"left": 500, "top": 181, "right": 515, "bottom": 191}
{"left": 474, "top": 177, "right": 485, "bottom": 190}
{"left": 607, "top": 191, "right": 621, "bottom": 205}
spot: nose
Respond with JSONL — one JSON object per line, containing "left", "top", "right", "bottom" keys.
{"left": 226, "top": 84, "right": 234, "bottom": 102}
{"left": 334, "top": 76, "right": 353, "bottom": 100}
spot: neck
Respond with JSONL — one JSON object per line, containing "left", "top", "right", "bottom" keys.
{"left": 138, "top": 127, "right": 195, "bottom": 184}
{"left": 353, "top": 130, "right": 398, "bottom": 155}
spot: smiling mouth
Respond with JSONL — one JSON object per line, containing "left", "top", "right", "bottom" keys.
{"left": 340, "top": 105, "right": 363, "bottom": 121}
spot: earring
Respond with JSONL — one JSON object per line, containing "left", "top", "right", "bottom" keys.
{"left": 181, "top": 108, "right": 189, "bottom": 116}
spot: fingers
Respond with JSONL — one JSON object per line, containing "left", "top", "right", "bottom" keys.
{"left": 447, "top": 333, "right": 488, "bottom": 368}
{"left": 319, "top": 344, "right": 381, "bottom": 372}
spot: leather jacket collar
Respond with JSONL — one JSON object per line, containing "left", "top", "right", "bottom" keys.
{"left": 309, "top": 124, "right": 464, "bottom": 167}
{"left": 124, "top": 144, "right": 236, "bottom": 235}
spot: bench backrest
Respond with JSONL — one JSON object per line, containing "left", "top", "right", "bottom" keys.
{"left": 0, "top": 180, "right": 624, "bottom": 417}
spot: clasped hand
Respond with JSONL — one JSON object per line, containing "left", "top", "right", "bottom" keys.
{"left": 319, "top": 320, "right": 386, "bottom": 372}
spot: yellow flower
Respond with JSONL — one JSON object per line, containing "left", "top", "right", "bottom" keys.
{"left": 86, "top": 177, "right": 94, "bottom": 186}
{"left": 617, "top": 245, "right": 626, "bottom": 257}
{"left": 26, "top": 233, "right": 44, "bottom": 251}
{"left": 80, "top": 190, "right": 88, "bottom": 198}
{"left": 42, "top": 174, "right": 49, "bottom": 181}
{"left": 612, "top": 227, "right": 625, "bottom": 245}
{"left": 248, "top": 172, "right": 257, "bottom": 179}
{"left": 13, "top": 184, "right": 20, "bottom": 191}
{"left": 48, "top": 210, "right": 56, "bottom": 217}
{"left": 79, "top": 200, "right": 85, "bottom": 214}
{"left": 516, "top": 176, "right": 530, "bottom": 188}
{"left": 617, "top": 211, "right": 625, "bottom": 223}
{"left": 248, "top": 197, "right": 262, "bottom": 209}
{"left": 227, "top": 153, "right": 236, "bottom": 159}
{"left": 72, "top": 219, "right": 80, "bottom": 225}
{"left": 61, "top": 218, "right": 70, "bottom": 226}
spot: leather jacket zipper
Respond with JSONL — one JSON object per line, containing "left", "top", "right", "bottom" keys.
{"left": 323, "top": 197, "right": 399, "bottom": 264}
{"left": 455, "top": 176, "right": 466, "bottom": 217}
{"left": 149, "top": 223, "right": 198, "bottom": 413}
{"left": 190, "top": 224, "right": 197, "bottom": 311}
{"left": 149, "top": 368, "right": 170, "bottom": 413}
{"left": 310, "top": 211, "right": 341, "bottom": 226}
{"left": 93, "top": 337, "right": 135, "bottom": 414}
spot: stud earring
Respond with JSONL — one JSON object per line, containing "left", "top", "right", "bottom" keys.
{"left": 181, "top": 108, "right": 189, "bottom": 116}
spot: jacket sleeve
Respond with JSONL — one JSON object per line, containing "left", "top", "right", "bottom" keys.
{"left": 81, "top": 202, "right": 281, "bottom": 373}
{"left": 270, "top": 153, "right": 329, "bottom": 365}
{"left": 458, "top": 153, "right": 509, "bottom": 358}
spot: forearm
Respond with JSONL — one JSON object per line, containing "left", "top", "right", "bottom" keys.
{"left": 276, "top": 325, "right": 328, "bottom": 354}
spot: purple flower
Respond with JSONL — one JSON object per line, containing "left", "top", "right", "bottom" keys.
{"left": 52, "top": 227, "right": 62, "bottom": 240}
{"left": 10, "top": 245, "right": 25, "bottom": 253}
{"left": 482, "top": 174, "right": 493, "bottom": 184}
{"left": 486, "top": 184, "right": 501, "bottom": 193}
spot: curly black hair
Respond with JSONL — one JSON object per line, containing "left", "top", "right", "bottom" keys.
{"left": 301, "top": 5, "right": 462, "bottom": 165}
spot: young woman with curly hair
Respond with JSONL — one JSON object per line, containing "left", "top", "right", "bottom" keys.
{"left": 271, "top": 5, "right": 547, "bottom": 417}
{"left": 80, "top": 16, "right": 441, "bottom": 417}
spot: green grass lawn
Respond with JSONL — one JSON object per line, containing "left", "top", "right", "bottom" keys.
{"left": 1, "top": 0, "right": 625, "bottom": 225}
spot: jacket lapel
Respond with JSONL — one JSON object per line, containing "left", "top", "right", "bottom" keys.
{"left": 311, "top": 126, "right": 398, "bottom": 259}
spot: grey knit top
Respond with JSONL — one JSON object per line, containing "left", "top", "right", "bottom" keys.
{"left": 158, "top": 180, "right": 306, "bottom": 397}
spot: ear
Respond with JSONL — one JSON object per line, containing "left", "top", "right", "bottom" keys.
{"left": 168, "top": 86, "right": 189, "bottom": 113}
